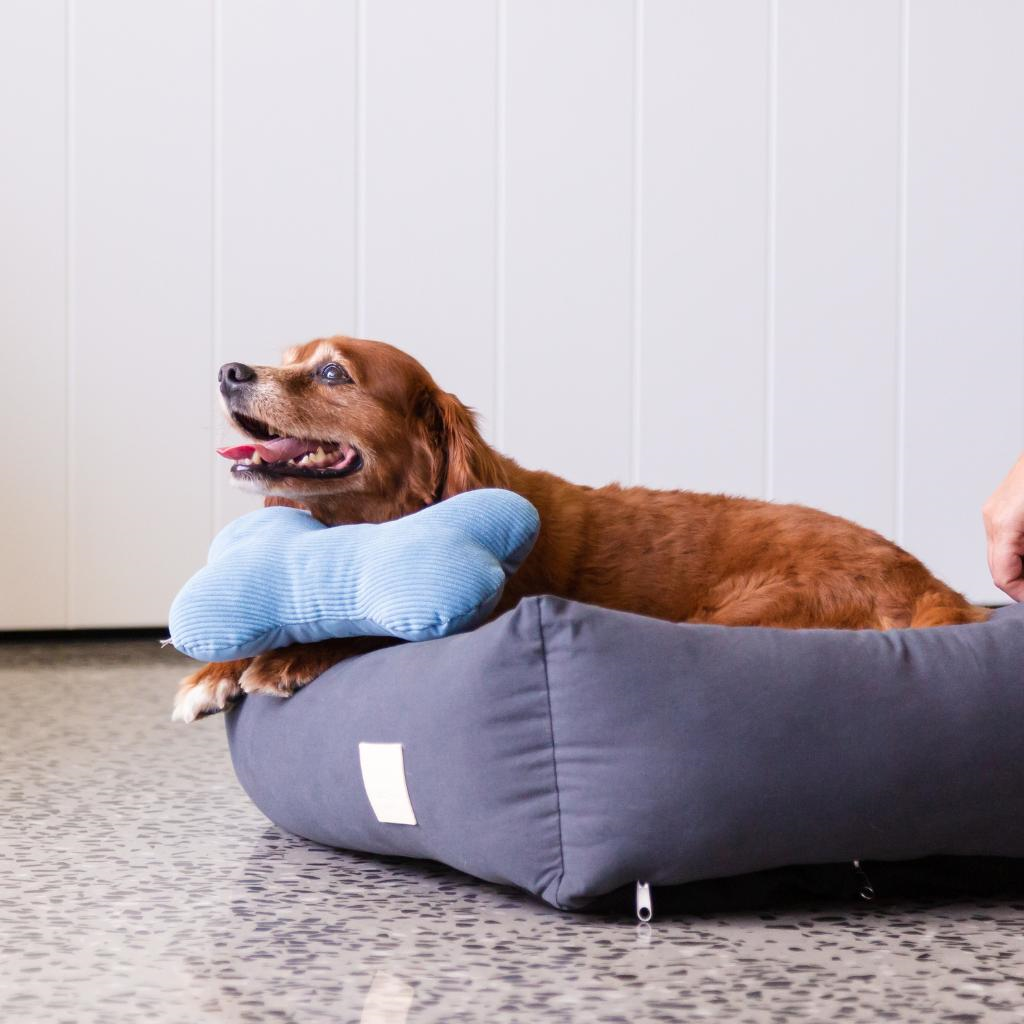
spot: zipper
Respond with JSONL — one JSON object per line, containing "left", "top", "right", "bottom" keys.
{"left": 852, "top": 859, "right": 875, "bottom": 901}
{"left": 635, "top": 880, "right": 653, "bottom": 922}
{"left": 635, "top": 865, "right": 870, "bottom": 921}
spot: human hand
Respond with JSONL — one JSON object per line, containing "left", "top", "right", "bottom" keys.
{"left": 983, "top": 453, "right": 1024, "bottom": 602}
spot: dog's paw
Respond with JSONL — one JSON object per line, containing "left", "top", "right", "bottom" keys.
{"left": 172, "top": 661, "right": 245, "bottom": 723}
{"left": 239, "top": 649, "right": 322, "bottom": 698}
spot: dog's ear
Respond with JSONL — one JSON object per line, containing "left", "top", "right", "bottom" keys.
{"left": 420, "top": 389, "right": 506, "bottom": 499}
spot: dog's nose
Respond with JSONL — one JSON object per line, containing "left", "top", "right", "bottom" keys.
{"left": 219, "top": 362, "right": 256, "bottom": 393}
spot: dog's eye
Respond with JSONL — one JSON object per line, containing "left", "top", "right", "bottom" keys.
{"left": 319, "top": 362, "right": 352, "bottom": 384}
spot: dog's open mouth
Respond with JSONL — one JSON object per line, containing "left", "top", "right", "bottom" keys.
{"left": 218, "top": 413, "right": 362, "bottom": 480}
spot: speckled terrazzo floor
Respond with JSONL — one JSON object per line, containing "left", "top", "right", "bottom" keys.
{"left": 3, "top": 641, "right": 1024, "bottom": 1024}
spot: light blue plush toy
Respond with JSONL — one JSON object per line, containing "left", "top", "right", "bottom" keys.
{"left": 168, "top": 489, "right": 540, "bottom": 662}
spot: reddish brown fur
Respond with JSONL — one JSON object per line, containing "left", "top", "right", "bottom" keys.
{"left": 174, "top": 336, "right": 986, "bottom": 720}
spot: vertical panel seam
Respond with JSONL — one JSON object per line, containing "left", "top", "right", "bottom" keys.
{"left": 211, "top": 0, "right": 222, "bottom": 541}
{"left": 630, "top": 0, "right": 644, "bottom": 486}
{"left": 763, "top": 0, "right": 779, "bottom": 501}
{"left": 895, "top": 0, "right": 910, "bottom": 546}
{"left": 494, "top": 0, "right": 507, "bottom": 450}
{"left": 65, "top": 0, "right": 75, "bottom": 626}
{"left": 354, "top": 0, "right": 366, "bottom": 336}
{"left": 535, "top": 598, "right": 568, "bottom": 909}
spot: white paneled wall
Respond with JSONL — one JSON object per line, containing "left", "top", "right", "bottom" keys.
{"left": 3, "top": 0, "right": 1023, "bottom": 627}
{"left": 70, "top": 0, "right": 214, "bottom": 626}
{"left": 361, "top": 0, "right": 498, "bottom": 429}
{"left": 1, "top": 0, "right": 67, "bottom": 629}
{"left": 504, "top": 0, "right": 636, "bottom": 483}
{"left": 217, "top": 0, "right": 357, "bottom": 528}
{"left": 771, "top": 0, "right": 902, "bottom": 538}
{"left": 901, "top": 0, "right": 1024, "bottom": 607}
{"left": 639, "top": 0, "right": 769, "bottom": 498}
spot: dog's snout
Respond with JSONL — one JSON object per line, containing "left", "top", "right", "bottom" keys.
{"left": 219, "top": 362, "right": 256, "bottom": 393}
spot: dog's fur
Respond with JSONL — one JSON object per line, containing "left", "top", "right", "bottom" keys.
{"left": 173, "top": 336, "right": 987, "bottom": 721}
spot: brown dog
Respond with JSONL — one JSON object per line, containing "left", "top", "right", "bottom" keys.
{"left": 172, "top": 336, "right": 987, "bottom": 722}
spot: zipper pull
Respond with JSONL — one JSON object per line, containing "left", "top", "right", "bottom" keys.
{"left": 635, "top": 880, "right": 653, "bottom": 922}
{"left": 852, "top": 859, "right": 875, "bottom": 901}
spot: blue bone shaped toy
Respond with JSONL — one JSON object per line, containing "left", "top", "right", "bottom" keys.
{"left": 169, "top": 489, "right": 540, "bottom": 662}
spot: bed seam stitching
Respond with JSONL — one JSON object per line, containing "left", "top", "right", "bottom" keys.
{"left": 536, "top": 597, "right": 567, "bottom": 909}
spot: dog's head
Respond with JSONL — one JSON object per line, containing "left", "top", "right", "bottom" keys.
{"left": 217, "top": 336, "right": 506, "bottom": 523}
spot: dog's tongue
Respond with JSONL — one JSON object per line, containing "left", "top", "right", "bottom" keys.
{"left": 216, "top": 437, "right": 314, "bottom": 463}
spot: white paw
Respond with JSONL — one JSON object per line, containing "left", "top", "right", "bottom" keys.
{"left": 172, "top": 685, "right": 211, "bottom": 723}
{"left": 171, "top": 673, "right": 239, "bottom": 723}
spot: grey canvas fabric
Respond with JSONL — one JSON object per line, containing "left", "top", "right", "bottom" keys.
{"left": 226, "top": 596, "right": 1024, "bottom": 911}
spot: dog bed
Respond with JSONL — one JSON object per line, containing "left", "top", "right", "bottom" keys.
{"left": 225, "top": 595, "right": 1024, "bottom": 915}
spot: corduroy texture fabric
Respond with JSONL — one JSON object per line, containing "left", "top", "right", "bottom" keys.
{"left": 169, "top": 489, "right": 539, "bottom": 661}
{"left": 226, "top": 596, "right": 1024, "bottom": 912}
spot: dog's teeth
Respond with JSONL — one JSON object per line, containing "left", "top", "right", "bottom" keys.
{"left": 251, "top": 452, "right": 262, "bottom": 465}
{"left": 300, "top": 447, "right": 326, "bottom": 468}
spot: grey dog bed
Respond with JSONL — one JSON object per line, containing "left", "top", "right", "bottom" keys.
{"left": 225, "top": 596, "right": 1024, "bottom": 913}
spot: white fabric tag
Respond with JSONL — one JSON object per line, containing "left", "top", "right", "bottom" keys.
{"left": 358, "top": 742, "right": 417, "bottom": 825}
